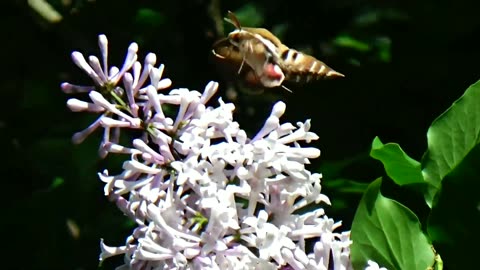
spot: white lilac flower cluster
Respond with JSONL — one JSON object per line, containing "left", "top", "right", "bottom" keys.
{"left": 62, "top": 34, "right": 354, "bottom": 270}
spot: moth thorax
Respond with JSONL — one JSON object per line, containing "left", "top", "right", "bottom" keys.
{"left": 239, "top": 43, "right": 285, "bottom": 88}
{"left": 235, "top": 39, "right": 271, "bottom": 77}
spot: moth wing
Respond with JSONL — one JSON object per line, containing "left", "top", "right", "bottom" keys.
{"left": 242, "top": 27, "right": 284, "bottom": 48}
{"left": 211, "top": 39, "right": 265, "bottom": 88}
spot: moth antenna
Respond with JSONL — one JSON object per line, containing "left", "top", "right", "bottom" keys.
{"left": 281, "top": 85, "right": 293, "bottom": 93}
{"left": 223, "top": 17, "right": 234, "bottom": 26}
{"left": 227, "top": 11, "right": 242, "bottom": 29}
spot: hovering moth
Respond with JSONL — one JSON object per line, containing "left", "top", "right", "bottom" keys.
{"left": 211, "top": 38, "right": 282, "bottom": 89}
{"left": 212, "top": 11, "right": 344, "bottom": 91}
{"left": 212, "top": 23, "right": 285, "bottom": 90}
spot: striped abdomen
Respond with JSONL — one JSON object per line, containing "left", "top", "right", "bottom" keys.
{"left": 278, "top": 48, "right": 344, "bottom": 83}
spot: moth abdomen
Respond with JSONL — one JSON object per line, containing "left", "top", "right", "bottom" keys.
{"left": 279, "top": 48, "right": 344, "bottom": 83}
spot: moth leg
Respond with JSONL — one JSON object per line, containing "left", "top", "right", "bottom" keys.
{"left": 237, "top": 57, "right": 246, "bottom": 74}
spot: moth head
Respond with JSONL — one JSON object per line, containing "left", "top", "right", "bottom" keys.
{"left": 227, "top": 30, "right": 244, "bottom": 47}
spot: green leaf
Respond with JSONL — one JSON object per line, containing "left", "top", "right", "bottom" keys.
{"left": 351, "top": 178, "right": 435, "bottom": 270}
{"left": 422, "top": 79, "right": 480, "bottom": 206}
{"left": 370, "top": 136, "right": 424, "bottom": 185}
{"left": 427, "top": 144, "right": 480, "bottom": 269}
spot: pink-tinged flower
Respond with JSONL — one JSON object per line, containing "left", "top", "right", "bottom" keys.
{"left": 61, "top": 34, "right": 171, "bottom": 158}
{"left": 64, "top": 35, "right": 356, "bottom": 270}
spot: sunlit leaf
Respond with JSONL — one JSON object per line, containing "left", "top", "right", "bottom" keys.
{"left": 351, "top": 178, "right": 435, "bottom": 270}
{"left": 370, "top": 136, "right": 424, "bottom": 185}
{"left": 422, "top": 79, "right": 480, "bottom": 206}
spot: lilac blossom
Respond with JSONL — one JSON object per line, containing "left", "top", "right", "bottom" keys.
{"left": 61, "top": 34, "right": 371, "bottom": 270}
{"left": 365, "top": 260, "right": 388, "bottom": 270}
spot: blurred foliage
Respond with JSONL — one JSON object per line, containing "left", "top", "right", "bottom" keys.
{"left": 231, "top": 3, "right": 264, "bottom": 27}
{"left": 3, "top": 0, "right": 478, "bottom": 269}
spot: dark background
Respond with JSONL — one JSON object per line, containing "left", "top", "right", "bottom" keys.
{"left": 2, "top": 0, "right": 476, "bottom": 269}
